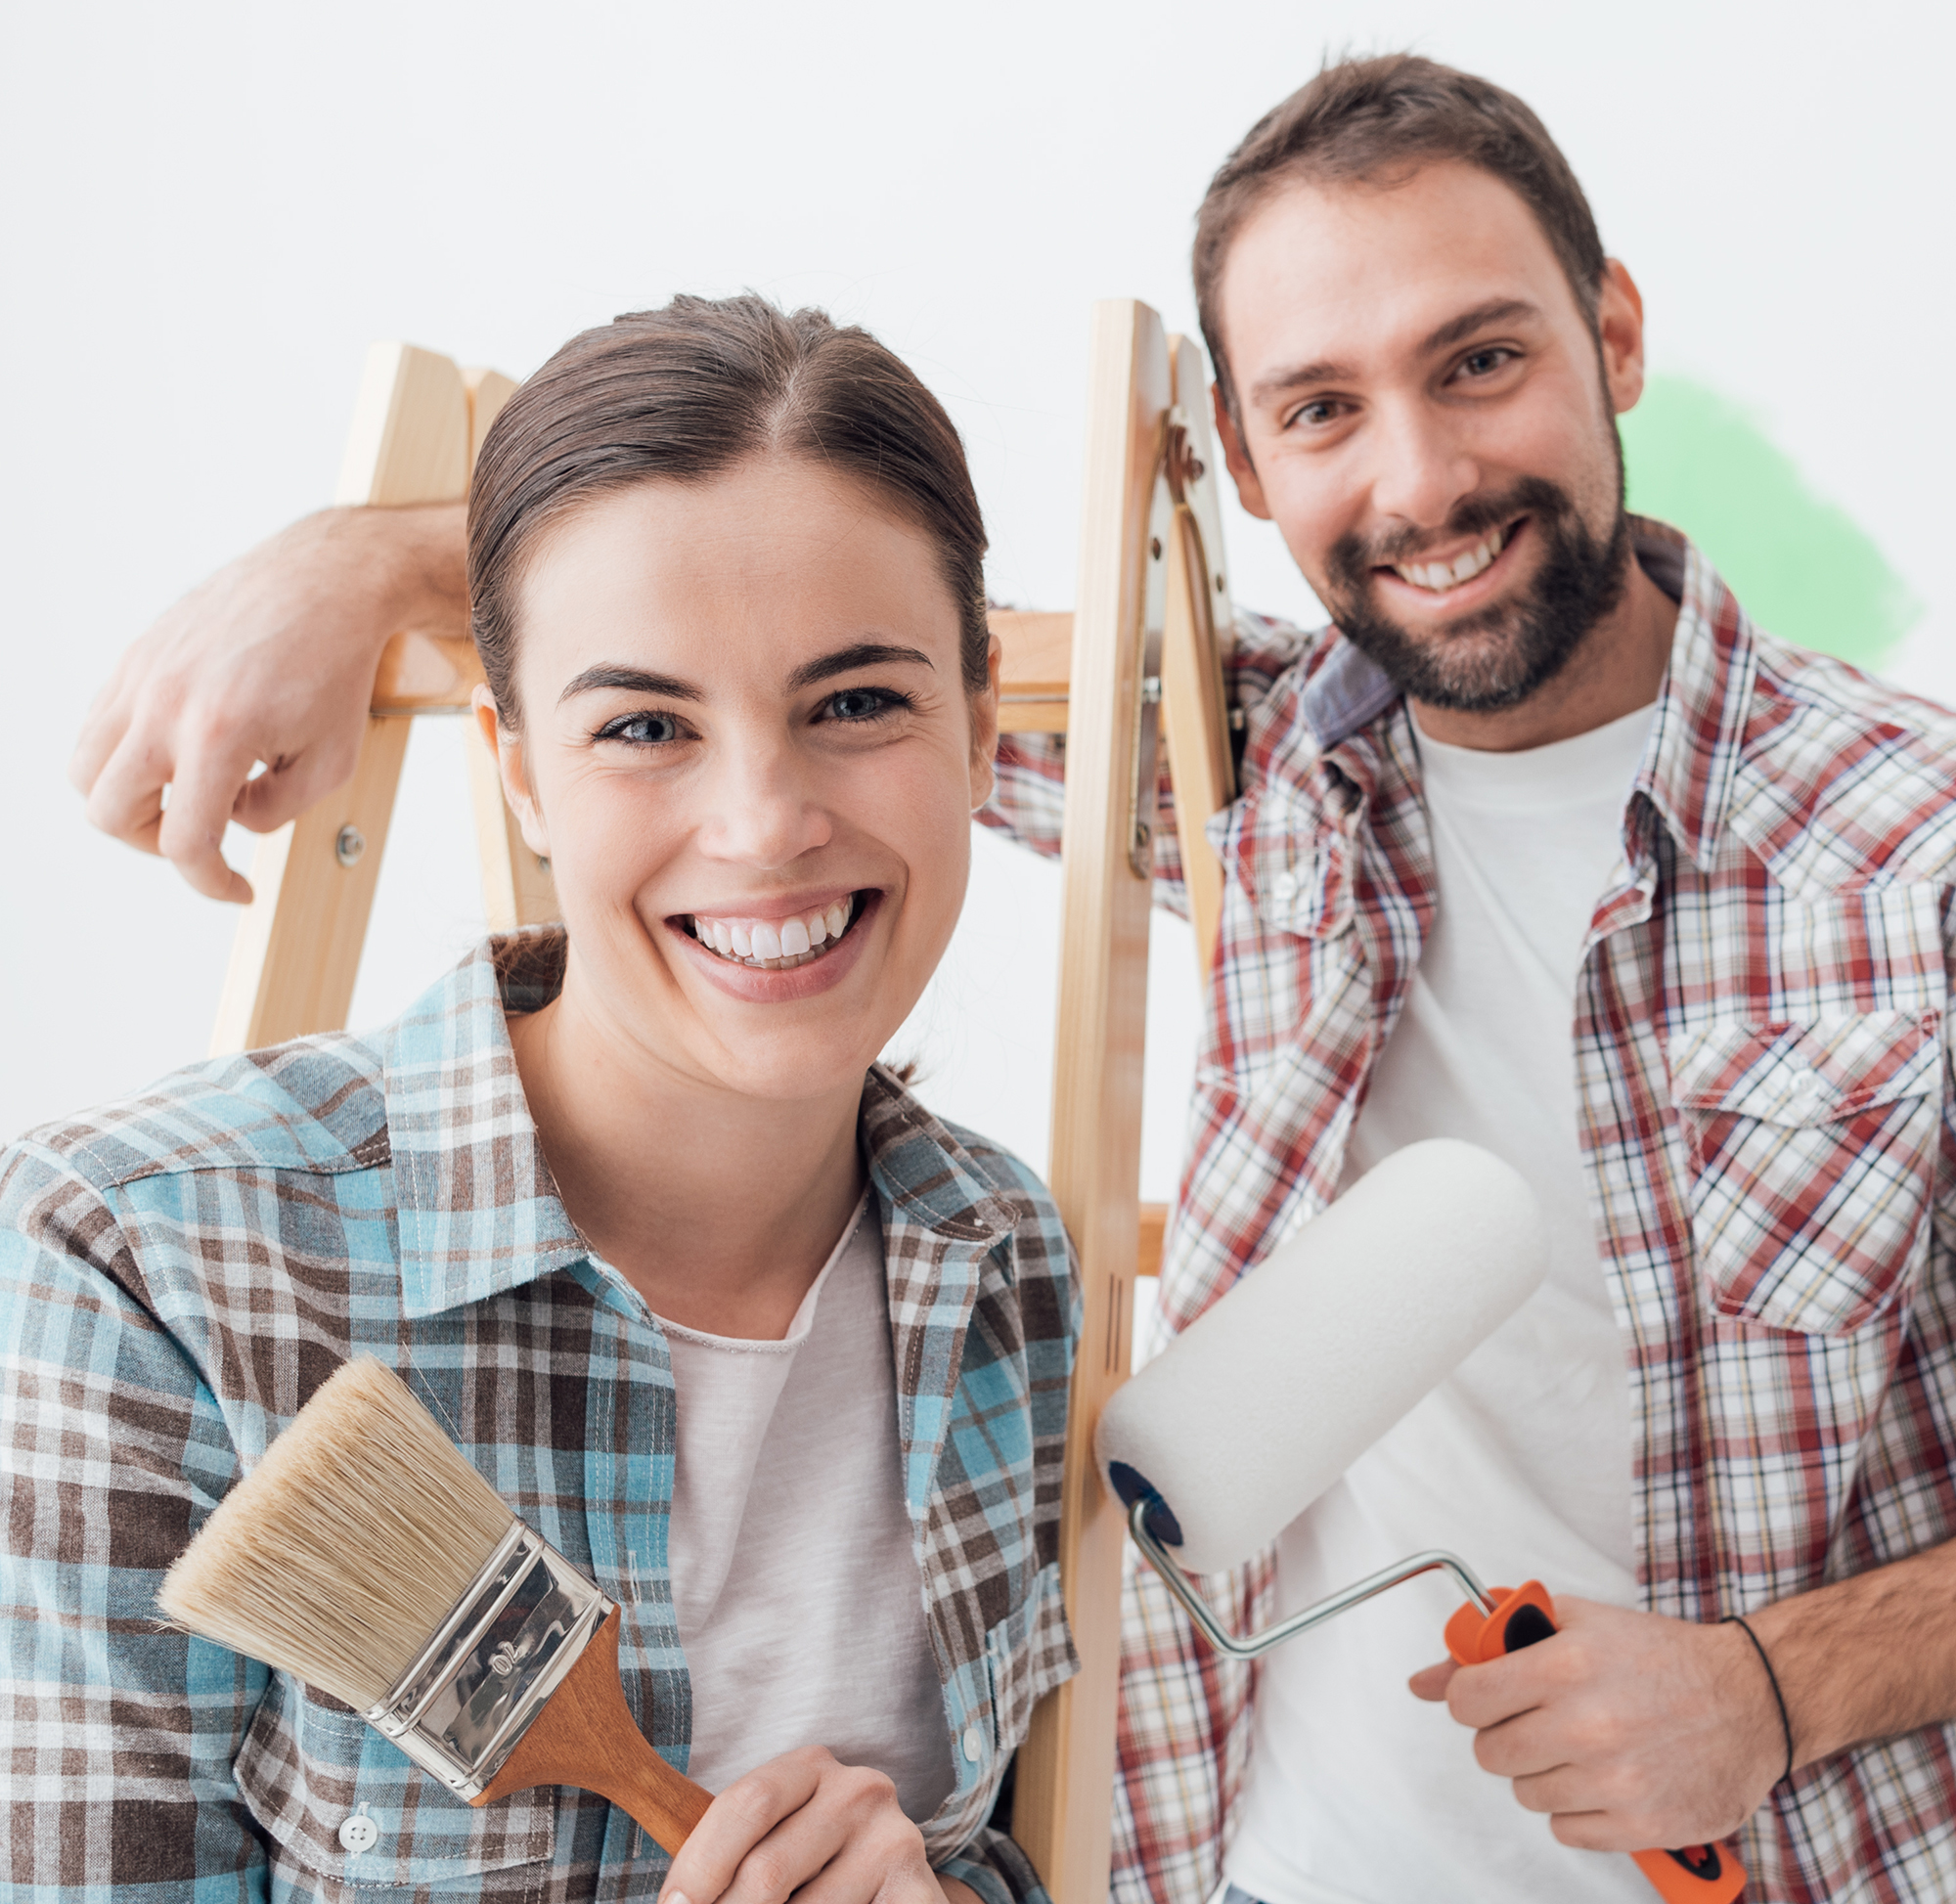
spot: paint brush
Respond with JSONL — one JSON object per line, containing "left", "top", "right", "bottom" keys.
{"left": 157, "top": 1354, "right": 712, "bottom": 1850}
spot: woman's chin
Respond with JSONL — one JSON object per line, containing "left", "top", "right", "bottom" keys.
{"left": 657, "top": 908, "right": 922, "bottom": 1093}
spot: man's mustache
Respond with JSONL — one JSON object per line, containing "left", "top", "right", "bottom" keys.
{"left": 1327, "top": 476, "right": 1574, "bottom": 581}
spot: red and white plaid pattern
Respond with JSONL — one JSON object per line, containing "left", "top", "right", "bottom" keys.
{"left": 988, "top": 520, "right": 1956, "bottom": 1903}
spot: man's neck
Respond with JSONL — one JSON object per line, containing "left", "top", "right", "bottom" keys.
{"left": 1409, "top": 555, "right": 1679, "bottom": 754}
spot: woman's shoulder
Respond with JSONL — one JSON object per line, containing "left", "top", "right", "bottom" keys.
{"left": 1, "top": 1030, "right": 390, "bottom": 1229}
{"left": 3, "top": 939, "right": 528, "bottom": 1224}
{"left": 859, "top": 1067, "right": 1073, "bottom": 1288}
{"left": 937, "top": 1119, "right": 1064, "bottom": 1233}
{"left": 0, "top": 1033, "right": 394, "bottom": 1385}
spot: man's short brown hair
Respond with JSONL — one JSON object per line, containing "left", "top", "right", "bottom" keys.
{"left": 1194, "top": 54, "right": 1607, "bottom": 419}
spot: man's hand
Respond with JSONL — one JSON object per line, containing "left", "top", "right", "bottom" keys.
{"left": 69, "top": 503, "right": 467, "bottom": 901}
{"left": 657, "top": 1746, "right": 972, "bottom": 1904}
{"left": 1408, "top": 1596, "right": 1784, "bottom": 1852}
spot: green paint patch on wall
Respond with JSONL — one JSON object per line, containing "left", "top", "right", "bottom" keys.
{"left": 1620, "top": 375, "right": 1919, "bottom": 670}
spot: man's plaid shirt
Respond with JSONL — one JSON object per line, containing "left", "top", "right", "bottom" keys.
{"left": 0, "top": 932, "right": 1079, "bottom": 1904}
{"left": 989, "top": 520, "right": 1956, "bottom": 1903}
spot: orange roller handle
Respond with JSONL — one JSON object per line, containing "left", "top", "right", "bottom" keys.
{"left": 1446, "top": 1583, "right": 1748, "bottom": 1904}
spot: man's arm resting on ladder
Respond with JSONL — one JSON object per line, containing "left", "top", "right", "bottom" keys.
{"left": 69, "top": 502, "right": 467, "bottom": 902}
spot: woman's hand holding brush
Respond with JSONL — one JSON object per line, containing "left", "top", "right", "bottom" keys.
{"left": 656, "top": 1747, "right": 979, "bottom": 1904}
{"left": 1410, "top": 1595, "right": 1789, "bottom": 1854}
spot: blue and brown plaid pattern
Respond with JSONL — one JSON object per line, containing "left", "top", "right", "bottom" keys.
{"left": 0, "top": 931, "right": 1079, "bottom": 1904}
{"left": 993, "top": 521, "right": 1956, "bottom": 1904}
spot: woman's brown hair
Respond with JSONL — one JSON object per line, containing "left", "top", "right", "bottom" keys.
{"left": 467, "top": 293, "right": 991, "bottom": 723}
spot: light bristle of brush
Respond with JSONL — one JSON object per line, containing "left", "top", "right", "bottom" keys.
{"left": 157, "top": 1355, "right": 516, "bottom": 1711}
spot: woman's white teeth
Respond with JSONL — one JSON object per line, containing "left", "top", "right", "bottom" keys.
{"left": 689, "top": 896, "right": 860, "bottom": 970}
{"left": 1394, "top": 523, "right": 1506, "bottom": 593}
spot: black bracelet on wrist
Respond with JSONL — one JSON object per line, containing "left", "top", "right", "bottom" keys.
{"left": 1723, "top": 1613, "right": 1796, "bottom": 1786}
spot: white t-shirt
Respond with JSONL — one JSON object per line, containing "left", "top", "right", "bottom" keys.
{"left": 649, "top": 1190, "right": 953, "bottom": 1821}
{"left": 1223, "top": 701, "right": 1658, "bottom": 1904}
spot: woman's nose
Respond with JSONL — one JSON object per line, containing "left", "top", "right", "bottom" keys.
{"left": 692, "top": 738, "right": 832, "bottom": 869}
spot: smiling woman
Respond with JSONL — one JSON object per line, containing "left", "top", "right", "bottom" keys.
{"left": 0, "top": 295, "right": 1078, "bottom": 1904}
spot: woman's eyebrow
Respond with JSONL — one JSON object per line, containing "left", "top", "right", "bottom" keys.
{"left": 558, "top": 665, "right": 702, "bottom": 705}
{"left": 785, "top": 643, "right": 935, "bottom": 690}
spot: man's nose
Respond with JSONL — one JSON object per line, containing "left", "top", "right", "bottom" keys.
{"left": 694, "top": 737, "right": 833, "bottom": 869}
{"left": 1363, "top": 398, "right": 1481, "bottom": 536}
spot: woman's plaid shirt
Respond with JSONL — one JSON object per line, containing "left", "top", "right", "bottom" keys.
{"left": 989, "top": 520, "right": 1956, "bottom": 1904}
{"left": 0, "top": 932, "right": 1079, "bottom": 1904}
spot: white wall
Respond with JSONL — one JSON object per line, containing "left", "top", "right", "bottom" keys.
{"left": 5, "top": 0, "right": 1952, "bottom": 1203}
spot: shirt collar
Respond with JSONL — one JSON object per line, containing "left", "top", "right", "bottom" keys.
{"left": 859, "top": 1068, "right": 1022, "bottom": 1246}
{"left": 381, "top": 933, "right": 587, "bottom": 1318}
{"left": 381, "top": 931, "right": 1019, "bottom": 1319}
{"left": 1623, "top": 520, "right": 1759, "bottom": 871}
{"left": 1300, "top": 516, "right": 1757, "bottom": 871}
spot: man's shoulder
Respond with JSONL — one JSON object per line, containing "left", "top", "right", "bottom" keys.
{"left": 1731, "top": 631, "right": 1956, "bottom": 891}
{"left": 1225, "top": 607, "right": 1333, "bottom": 702}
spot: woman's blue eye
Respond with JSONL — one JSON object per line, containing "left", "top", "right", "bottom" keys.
{"left": 826, "top": 687, "right": 902, "bottom": 722}
{"left": 600, "top": 711, "right": 683, "bottom": 744}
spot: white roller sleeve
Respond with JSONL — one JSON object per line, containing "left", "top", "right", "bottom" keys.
{"left": 1096, "top": 1139, "right": 1548, "bottom": 1575}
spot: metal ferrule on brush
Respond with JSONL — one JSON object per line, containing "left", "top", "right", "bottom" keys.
{"left": 364, "top": 1522, "right": 615, "bottom": 1799}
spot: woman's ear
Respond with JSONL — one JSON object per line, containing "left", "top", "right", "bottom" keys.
{"left": 471, "top": 686, "right": 550, "bottom": 860}
{"left": 968, "top": 634, "right": 1001, "bottom": 813}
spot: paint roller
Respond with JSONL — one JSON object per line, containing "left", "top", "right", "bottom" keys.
{"left": 1097, "top": 1137, "right": 1747, "bottom": 1904}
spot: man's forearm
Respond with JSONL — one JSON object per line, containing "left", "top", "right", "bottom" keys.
{"left": 1752, "top": 1535, "right": 1956, "bottom": 1768}
{"left": 1423, "top": 1534, "right": 1956, "bottom": 1852}
{"left": 324, "top": 499, "right": 469, "bottom": 644}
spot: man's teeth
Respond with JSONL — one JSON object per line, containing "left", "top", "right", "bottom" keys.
{"left": 1393, "top": 524, "right": 1506, "bottom": 593}
{"left": 689, "top": 897, "right": 858, "bottom": 970}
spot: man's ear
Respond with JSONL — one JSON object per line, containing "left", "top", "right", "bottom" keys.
{"left": 1597, "top": 260, "right": 1648, "bottom": 419}
{"left": 1212, "top": 382, "right": 1272, "bottom": 520}
{"left": 967, "top": 634, "right": 1001, "bottom": 813}
{"left": 471, "top": 686, "right": 550, "bottom": 861}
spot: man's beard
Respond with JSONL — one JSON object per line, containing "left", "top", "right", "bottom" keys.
{"left": 1320, "top": 473, "right": 1632, "bottom": 713}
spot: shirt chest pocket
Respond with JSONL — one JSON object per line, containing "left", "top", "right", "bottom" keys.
{"left": 234, "top": 1676, "right": 556, "bottom": 1897}
{"left": 1667, "top": 1010, "right": 1944, "bottom": 1334}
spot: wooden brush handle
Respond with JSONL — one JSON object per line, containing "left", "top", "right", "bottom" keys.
{"left": 473, "top": 1611, "right": 714, "bottom": 1852}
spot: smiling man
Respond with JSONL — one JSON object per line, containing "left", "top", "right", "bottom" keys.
{"left": 65, "top": 50, "right": 1956, "bottom": 1904}
{"left": 987, "top": 55, "right": 1956, "bottom": 1904}
{"left": 1161, "top": 60, "right": 1956, "bottom": 1904}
